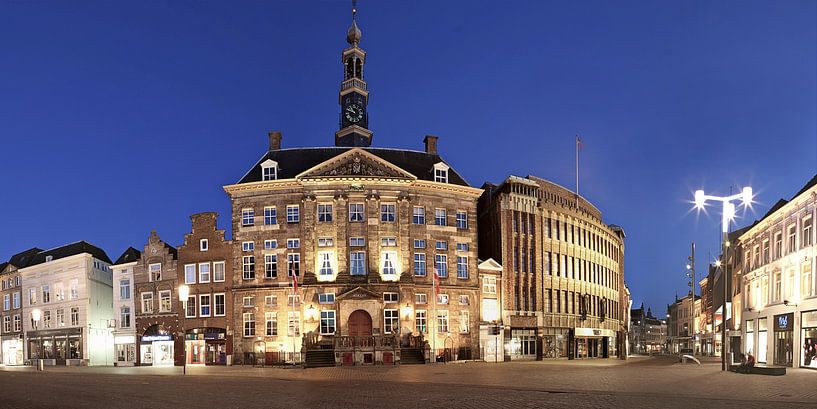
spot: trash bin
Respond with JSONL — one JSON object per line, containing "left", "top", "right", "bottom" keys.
{"left": 37, "top": 359, "right": 44, "bottom": 371}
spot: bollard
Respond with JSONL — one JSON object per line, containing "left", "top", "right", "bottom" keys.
{"left": 37, "top": 359, "right": 44, "bottom": 371}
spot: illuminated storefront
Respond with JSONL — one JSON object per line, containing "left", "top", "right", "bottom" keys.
{"left": 184, "top": 328, "right": 228, "bottom": 365}
{"left": 1, "top": 336, "right": 23, "bottom": 366}
{"left": 139, "top": 328, "right": 175, "bottom": 366}
{"left": 801, "top": 311, "right": 817, "bottom": 370}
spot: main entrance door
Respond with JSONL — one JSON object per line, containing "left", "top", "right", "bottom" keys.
{"left": 348, "top": 310, "right": 372, "bottom": 337}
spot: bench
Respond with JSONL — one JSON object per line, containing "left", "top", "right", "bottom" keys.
{"left": 730, "top": 364, "right": 786, "bottom": 376}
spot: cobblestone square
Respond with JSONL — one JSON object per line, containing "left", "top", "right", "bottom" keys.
{"left": 1, "top": 357, "right": 815, "bottom": 408}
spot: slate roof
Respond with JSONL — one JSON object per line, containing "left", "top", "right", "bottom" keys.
{"left": 8, "top": 247, "right": 43, "bottom": 268}
{"left": 237, "top": 147, "right": 470, "bottom": 187}
{"left": 737, "top": 173, "right": 817, "bottom": 236}
{"left": 0, "top": 262, "right": 8, "bottom": 274}
{"left": 28, "top": 241, "right": 112, "bottom": 266}
{"left": 114, "top": 247, "right": 142, "bottom": 265}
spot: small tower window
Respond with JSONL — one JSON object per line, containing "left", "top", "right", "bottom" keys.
{"left": 433, "top": 162, "right": 450, "bottom": 183}
{"left": 261, "top": 159, "right": 278, "bottom": 181}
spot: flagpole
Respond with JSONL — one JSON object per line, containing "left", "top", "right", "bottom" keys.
{"left": 575, "top": 135, "right": 580, "bottom": 209}
{"left": 432, "top": 269, "right": 437, "bottom": 363}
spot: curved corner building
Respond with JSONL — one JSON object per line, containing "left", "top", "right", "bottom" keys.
{"left": 478, "top": 175, "right": 626, "bottom": 360}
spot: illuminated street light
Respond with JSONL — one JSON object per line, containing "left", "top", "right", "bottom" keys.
{"left": 178, "top": 284, "right": 190, "bottom": 375}
{"left": 692, "top": 185, "right": 753, "bottom": 372}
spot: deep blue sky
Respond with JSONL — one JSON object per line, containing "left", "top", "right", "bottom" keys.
{"left": 1, "top": 1, "right": 815, "bottom": 314}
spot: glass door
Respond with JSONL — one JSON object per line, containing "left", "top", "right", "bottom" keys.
{"left": 774, "top": 331, "right": 793, "bottom": 367}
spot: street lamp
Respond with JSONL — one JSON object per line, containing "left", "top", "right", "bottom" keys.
{"left": 31, "top": 309, "right": 42, "bottom": 370}
{"left": 693, "top": 186, "right": 753, "bottom": 371}
{"left": 178, "top": 284, "right": 190, "bottom": 375}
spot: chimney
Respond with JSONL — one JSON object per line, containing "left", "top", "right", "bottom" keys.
{"left": 268, "top": 131, "right": 282, "bottom": 151}
{"left": 423, "top": 135, "right": 438, "bottom": 155}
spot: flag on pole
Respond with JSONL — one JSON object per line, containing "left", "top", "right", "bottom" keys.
{"left": 433, "top": 267, "right": 441, "bottom": 295}
{"left": 291, "top": 269, "right": 298, "bottom": 294}
{"left": 576, "top": 136, "right": 583, "bottom": 150}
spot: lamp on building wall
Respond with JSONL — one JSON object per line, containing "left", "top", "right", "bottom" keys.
{"left": 692, "top": 185, "right": 753, "bottom": 371}
{"left": 178, "top": 284, "right": 190, "bottom": 375}
{"left": 305, "top": 304, "right": 318, "bottom": 323}
{"left": 401, "top": 303, "right": 413, "bottom": 320}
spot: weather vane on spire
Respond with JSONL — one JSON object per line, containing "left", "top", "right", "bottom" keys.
{"left": 352, "top": 0, "right": 357, "bottom": 20}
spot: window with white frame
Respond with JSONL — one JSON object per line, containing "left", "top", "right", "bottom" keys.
{"left": 120, "top": 306, "right": 130, "bottom": 328}
{"left": 14, "top": 292, "right": 21, "bottom": 309}
{"left": 483, "top": 276, "right": 497, "bottom": 294}
{"left": 56, "top": 308, "right": 65, "bottom": 327}
{"left": 458, "top": 295, "right": 470, "bottom": 305}
{"left": 349, "top": 203, "right": 365, "bottom": 222}
{"left": 437, "top": 310, "right": 449, "bottom": 333}
{"left": 320, "top": 310, "right": 336, "bottom": 334}
{"left": 3, "top": 294, "right": 9, "bottom": 311}
{"left": 243, "top": 296, "right": 255, "bottom": 308}
{"left": 457, "top": 256, "right": 468, "bottom": 279}
{"left": 383, "top": 309, "right": 399, "bottom": 334}
{"left": 433, "top": 163, "right": 449, "bottom": 183}
{"left": 15, "top": 314, "right": 23, "bottom": 331}
{"left": 414, "top": 239, "right": 426, "bottom": 249}
{"left": 774, "top": 232, "right": 783, "bottom": 259}
{"left": 184, "top": 264, "right": 196, "bottom": 284}
{"left": 416, "top": 293, "right": 427, "bottom": 304}
{"left": 199, "top": 263, "right": 211, "bottom": 283}
{"left": 288, "top": 294, "right": 301, "bottom": 307}
{"left": 413, "top": 206, "right": 425, "bottom": 224}
{"left": 264, "top": 207, "right": 277, "bottom": 225}
{"left": 243, "top": 313, "right": 255, "bottom": 337}
{"left": 3, "top": 316, "right": 10, "bottom": 333}
{"left": 200, "top": 239, "right": 208, "bottom": 251}
{"left": 264, "top": 240, "right": 278, "bottom": 249}
{"left": 29, "top": 288, "right": 37, "bottom": 305}
{"left": 149, "top": 263, "right": 162, "bottom": 282}
{"left": 414, "top": 253, "right": 426, "bottom": 276}
{"left": 119, "top": 279, "right": 131, "bottom": 300}
{"left": 243, "top": 256, "right": 255, "bottom": 279}
{"left": 286, "top": 238, "right": 300, "bottom": 248}
{"left": 318, "top": 293, "right": 335, "bottom": 304}
{"left": 456, "top": 211, "right": 467, "bottom": 229}
{"left": 200, "top": 294, "right": 211, "bottom": 317}
{"left": 286, "top": 205, "right": 299, "bottom": 223}
{"left": 261, "top": 160, "right": 278, "bottom": 181}
{"left": 214, "top": 261, "right": 226, "bottom": 282}
{"left": 318, "top": 251, "right": 334, "bottom": 276}
{"left": 141, "top": 293, "right": 153, "bottom": 314}
{"left": 41, "top": 285, "right": 51, "bottom": 303}
{"left": 381, "top": 252, "right": 397, "bottom": 276}
{"left": 380, "top": 204, "right": 396, "bottom": 222}
{"left": 214, "top": 293, "right": 225, "bottom": 316}
{"left": 159, "top": 290, "right": 172, "bottom": 313}
{"left": 804, "top": 216, "right": 813, "bottom": 248}
{"left": 43, "top": 310, "right": 51, "bottom": 328}
{"left": 266, "top": 312, "right": 278, "bottom": 336}
{"left": 242, "top": 209, "right": 255, "bottom": 226}
{"left": 318, "top": 237, "right": 334, "bottom": 247}
{"left": 318, "top": 204, "right": 333, "bottom": 222}
{"left": 456, "top": 243, "right": 469, "bottom": 252}
{"left": 242, "top": 241, "right": 254, "bottom": 252}
{"left": 435, "top": 241, "right": 447, "bottom": 250}
{"left": 350, "top": 251, "right": 366, "bottom": 275}
{"left": 415, "top": 310, "right": 427, "bottom": 333}
{"left": 459, "top": 311, "right": 470, "bottom": 333}
{"left": 383, "top": 292, "right": 399, "bottom": 303}
{"left": 436, "top": 254, "right": 448, "bottom": 278}
{"left": 381, "top": 237, "right": 397, "bottom": 247}
{"left": 434, "top": 208, "right": 446, "bottom": 226}
{"left": 287, "top": 253, "right": 300, "bottom": 277}
{"left": 788, "top": 225, "right": 797, "bottom": 253}
{"left": 69, "top": 279, "right": 78, "bottom": 299}
{"left": 350, "top": 237, "right": 365, "bottom": 247}
{"left": 288, "top": 311, "right": 301, "bottom": 336}
{"left": 265, "top": 254, "right": 278, "bottom": 278}
{"left": 437, "top": 293, "right": 449, "bottom": 305}
{"left": 265, "top": 295, "right": 277, "bottom": 307}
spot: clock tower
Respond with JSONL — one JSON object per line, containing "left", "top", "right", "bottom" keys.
{"left": 335, "top": 1, "right": 373, "bottom": 147}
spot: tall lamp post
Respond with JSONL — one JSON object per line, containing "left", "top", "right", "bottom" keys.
{"left": 31, "top": 308, "right": 41, "bottom": 370}
{"left": 178, "top": 284, "right": 190, "bottom": 375}
{"left": 686, "top": 242, "right": 695, "bottom": 355}
{"left": 693, "top": 186, "right": 752, "bottom": 371}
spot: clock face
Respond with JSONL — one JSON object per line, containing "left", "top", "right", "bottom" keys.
{"left": 345, "top": 103, "right": 364, "bottom": 123}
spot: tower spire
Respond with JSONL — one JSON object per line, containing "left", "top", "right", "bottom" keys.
{"left": 336, "top": 0, "right": 372, "bottom": 147}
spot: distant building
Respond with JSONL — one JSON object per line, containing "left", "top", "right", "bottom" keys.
{"left": 667, "top": 294, "right": 701, "bottom": 354}
{"left": 20, "top": 241, "right": 114, "bottom": 366}
{"left": 629, "top": 304, "right": 667, "bottom": 354}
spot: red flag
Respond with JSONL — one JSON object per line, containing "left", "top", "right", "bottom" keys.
{"left": 576, "top": 136, "right": 583, "bottom": 150}
{"left": 433, "top": 267, "right": 441, "bottom": 295}
{"left": 291, "top": 270, "right": 298, "bottom": 294}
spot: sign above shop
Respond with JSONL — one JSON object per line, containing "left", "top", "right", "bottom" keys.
{"left": 142, "top": 335, "right": 172, "bottom": 342}
{"left": 774, "top": 313, "right": 794, "bottom": 332}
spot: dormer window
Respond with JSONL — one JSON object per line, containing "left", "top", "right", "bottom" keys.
{"left": 261, "top": 159, "right": 278, "bottom": 181}
{"left": 433, "top": 162, "right": 449, "bottom": 183}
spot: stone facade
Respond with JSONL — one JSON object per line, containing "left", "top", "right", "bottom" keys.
{"left": 478, "top": 175, "right": 626, "bottom": 360}
{"left": 0, "top": 248, "right": 38, "bottom": 366}
{"left": 133, "top": 231, "right": 181, "bottom": 366}
{"left": 225, "top": 145, "right": 483, "bottom": 365}
{"left": 177, "top": 212, "right": 234, "bottom": 365}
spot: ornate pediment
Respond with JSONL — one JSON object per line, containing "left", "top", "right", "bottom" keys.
{"left": 297, "top": 148, "right": 415, "bottom": 180}
{"left": 336, "top": 286, "right": 381, "bottom": 301}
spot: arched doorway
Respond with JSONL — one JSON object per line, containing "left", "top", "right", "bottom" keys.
{"left": 348, "top": 310, "right": 372, "bottom": 337}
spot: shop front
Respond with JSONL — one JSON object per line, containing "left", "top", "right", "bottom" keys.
{"left": 139, "top": 325, "right": 175, "bottom": 366}
{"left": 1, "top": 336, "right": 24, "bottom": 366}
{"left": 541, "top": 328, "right": 568, "bottom": 359}
{"left": 573, "top": 328, "right": 615, "bottom": 359}
{"left": 773, "top": 313, "right": 794, "bottom": 367}
{"left": 184, "top": 328, "right": 229, "bottom": 365}
{"left": 114, "top": 335, "right": 136, "bottom": 366}
{"left": 506, "top": 328, "right": 537, "bottom": 360}
{"left": 26, "top": 327, "right": 83, "bottom": 366}
{"left": 801, "top": 310, "right": 817, "bottom": 370}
